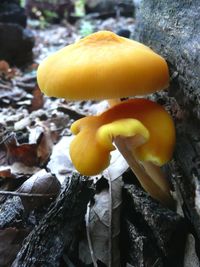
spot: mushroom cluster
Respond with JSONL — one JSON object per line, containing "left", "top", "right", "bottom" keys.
{"left": 37, "top": 31, "right": 175, "bottom": 208}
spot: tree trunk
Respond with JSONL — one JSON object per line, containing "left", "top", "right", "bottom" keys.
{"left": 134, "top": 0, "right": 200, "bottom": 262}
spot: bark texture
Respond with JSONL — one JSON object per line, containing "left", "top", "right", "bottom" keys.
{"left": 134, "top": 0, "right": 200, "bottom": 262}
{"left": 122, "top": 183, "right": 186, "bottom": 267}
{"left": 135, "top": 0, "right": 200, "bottom": 119}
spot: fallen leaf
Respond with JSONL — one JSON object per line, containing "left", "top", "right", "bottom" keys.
{"left": 2, "top": 122, "right": 53, "bottom": 167}
{"left": 0, "top": 166, "right": 31, "bottom": 198}
{"left": 0, "top": 168, "right": 14, "bottom": 179}
{"left": 8, "top": 163, "right": 41, "bottom": 176}
{"left": 29, "top": 85, "right": 44, "bottom": 112}
{"left": 47, "top": 135, "right": 75, "bottom": 184}
{"left": 85, "top": 175, "right": 123, "bottom": 267}
{"left": 57, "top": 103, "right": 85, "bottom": 120}
{"left": 103, "top": 149, "right": 129, "bottom": 181}
{"left": 14, "top": 117, "right": 32, "bottom": 131}
{"left": 29, "top": 122, "right": 53, "bottom": 166}
{"left": 0, "top": 85, "right": 26, "bottom": 107}
{"left": 80, "top": 128, "right": 128, "bottom": 267}
{"left": 0, "top": 60, "right": 10, "bottom": 76}
{"left": 5, "top": 134, "right": 38, "bottom": 166}
{"left": 0, "top": 168, "right": 18, "bottom": 202}
{"left": 37, "top": 129, "right": 53, "bottom": 165}
{"left": 18, "top": 169, "right": 61, "bottom": 210}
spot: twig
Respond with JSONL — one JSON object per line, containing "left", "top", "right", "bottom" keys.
{"left": 15, "top": 81, "right": 36, "bottom": 90}
{"left": 15, "top": 76, "right": 36, "bottom": 83}
{"left": 0, "top": 190, "right": 56, "bottom": 198}
{"left": 108, "top": 173, "right": 113, "bottom": 267}
{"left": 0, "top": 84, "right": 12, "bottom": 90}
{"left": 57, "top": 106, "right": 85, "bottom": 120}
{"left": 86, "top": 202, "right": 98, "bottom": 267}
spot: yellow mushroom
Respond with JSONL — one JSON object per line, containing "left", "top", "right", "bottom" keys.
{"left": 37, "top": 31, "right": 174, "bottom": 207}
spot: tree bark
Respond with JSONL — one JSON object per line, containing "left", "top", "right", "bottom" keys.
{"left": 135, "top": 0, "right": 200, "bottom": 120}
{"left": 134, "top": 0, "right": 200, "bottom": 259}
{"left": 122, "top": 182, "right": 186, "bottom": 267}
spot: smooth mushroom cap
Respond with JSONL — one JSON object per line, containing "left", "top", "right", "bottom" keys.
{"left": 37, "top": 31, "right": 169, "bottom": 100}
{"left": 70, "top": 98, "right": 175, "bottom": 175}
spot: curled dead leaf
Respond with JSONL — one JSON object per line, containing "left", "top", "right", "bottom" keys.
{"left": 5, "top": 134, "right": 38, "bottom": 166}
{"left": 18, "top": 169, "right": 61, "bottom": 211}
{"left": 47, "top": 135, "right": 75, "bottom": 184}
{"left": 28, "top": 122, "right": 53, "bottom": 166}
{"left": 0, "top": 168, "right": 15, "bottom": 179}
{"left": 3, "top": 123, "right": 53, "bottom": 167}
{"left": 85, "top": 176, "right": 123, "bottom": 267}
{"left": 29, "top": 85, "right": 44, "bottom": 112}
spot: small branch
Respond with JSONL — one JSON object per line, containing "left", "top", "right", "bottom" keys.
{"left": 86, "top": 202, "right": 98, "bottom": 267}
{"left": 15, "top": 82, "right": 36, "bottom": 90}
{"left": 0, "top": 190, "right": 56, "bottom": 198}
{"left": 57, "top": 106, "right": 85, "bottom": 120}
{"left": 0, "top": 83, "right": 12, "bottom": 90}
{"left": 108, "top": 173, "right": 113, "bottom": 267}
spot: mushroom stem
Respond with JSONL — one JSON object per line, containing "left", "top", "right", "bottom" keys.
{"left": 114, "top": 137, "right": 174, "bottom": 209}
{"left": 141, "top": 162, "right": 171, "bottom": 194}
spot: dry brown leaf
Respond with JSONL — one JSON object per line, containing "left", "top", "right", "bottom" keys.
{"left": 0, "top": 60, "right": 17, "bottom": 80}
{"left": 31, "top": 122, "right": 54, "bottom": 166}
{"left": 29, "top": 85, "right": 44, "bottom": 112}
{"left": 0, "top": 168, "right": 14, "bottom": 179}
{"left": 0, "top": 168, "right": 18, "bottom": 202}
{"left": 5, "top": 134, "right": 38, "bottom": 166}
{"left": 82, "top": 151, "right": 128, "bottom": 267}
{"left": 18, "top": 169, "right": 61, "bottom": 210}
{"left": 0, "top": 60, "right": 10, "bottom": 76}
{"left": 3, "top": 122, "right": 53, "bottom": 167}
{"left": 86, "top": 177, "right": 122, "bottom": 267}
{"left": 0, "top": 167, "right": 29, "bottom": 202}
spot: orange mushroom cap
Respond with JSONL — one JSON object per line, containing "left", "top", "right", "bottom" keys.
{"left": 70, "top": 98, "right": 175, "bottom": 175}
{"left": 37, "top": 31, "right": 169, "bottom": 100}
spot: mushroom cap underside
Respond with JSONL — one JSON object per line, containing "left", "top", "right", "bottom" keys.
{"left": 70, "top": 98, "right": 175, "bottom": 175}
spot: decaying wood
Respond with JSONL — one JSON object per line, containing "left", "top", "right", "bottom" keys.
{"left": 12, "top": 173, "right": 93, "bottom": 267}
{"left": 122, "top": 183, "right": 186, "bottom": 267}
{"left": 0, "top": 196, "right": 24, "bottom": 229}
{"left": 172, "top": 120, "right": 200, "bottom": 239}
{"left": 134, "top": 0, "right": 200, "bottom": 249}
